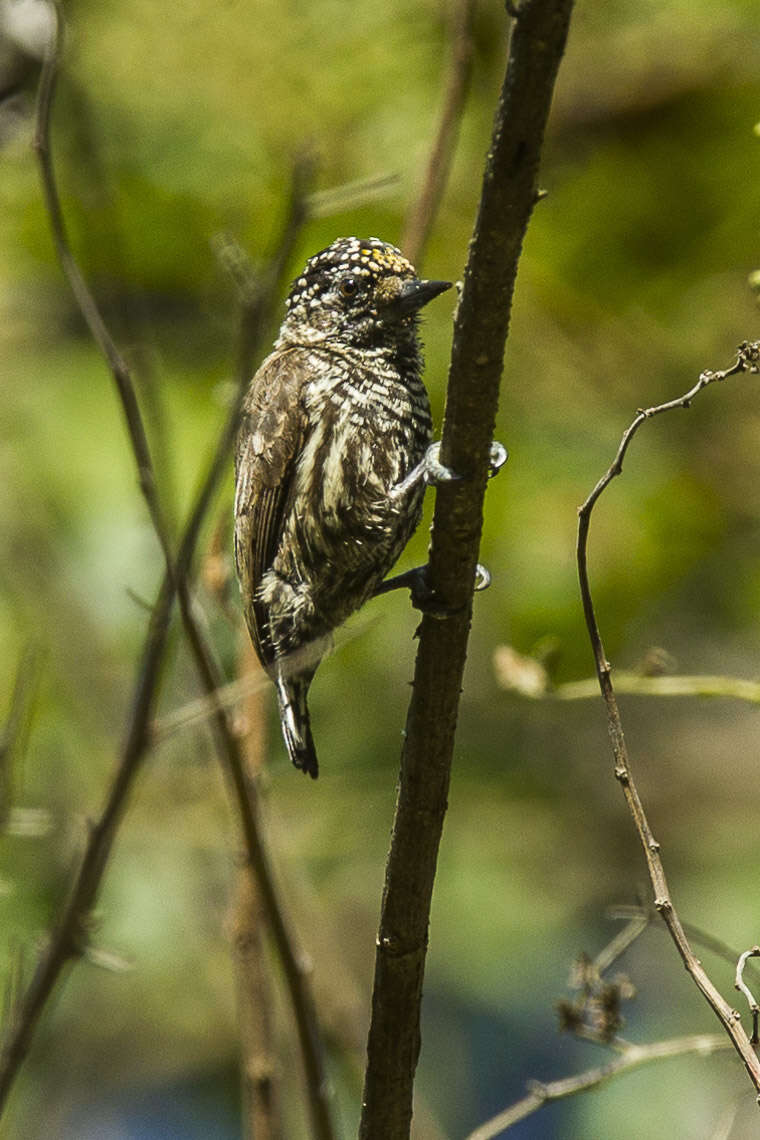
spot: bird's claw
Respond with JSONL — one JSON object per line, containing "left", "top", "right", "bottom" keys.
{"left": 420, "top": 441, "right": 462, "bottom": 486}
{"left": 422, "top": 439, "right": 508, "bottom": 485}
{"left": 373, "top": 561, "right": 492, "bottom": 615}
{"left": 474, "top": 563, "right": 491, "bottom": 591}
{"left": 488, "top": 442, "right": 508, "bottom": 478}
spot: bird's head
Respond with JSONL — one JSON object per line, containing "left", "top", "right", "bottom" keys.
{"left": 279, "top": 237, "right": 451, "bottom": 348}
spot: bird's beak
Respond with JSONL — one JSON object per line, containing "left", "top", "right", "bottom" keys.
{"left": 391, "top": 277, "right": 452, "bottom": 316}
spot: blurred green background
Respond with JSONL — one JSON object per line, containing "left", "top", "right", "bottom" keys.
{"left": 3, "top": 0, "right": 760, "bottom": 1136}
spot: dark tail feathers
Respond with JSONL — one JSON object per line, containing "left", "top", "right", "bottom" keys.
{"left": 275, "top": 671, "right": 318, "bottom": 779}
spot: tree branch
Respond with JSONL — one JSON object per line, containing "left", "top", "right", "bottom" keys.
{"left": 576, "top": 341, "right": 760, "bottom": 1094}
{"left": 359, "top": 2, "right": 575, "bottom": 1137}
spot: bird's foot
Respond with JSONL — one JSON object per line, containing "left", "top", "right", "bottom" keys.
{"left": 373, "top": 561, "right": 491, "bottom": 616}
{"left": 487, "top": 441, "right": 508, "bottom": 478}
{"left": 393, "top": 440, "right": 509, "bottom": 498}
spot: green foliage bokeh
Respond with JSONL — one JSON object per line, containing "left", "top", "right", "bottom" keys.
{"left": 2, "top": 1, "right": 760, "bottom": 1136}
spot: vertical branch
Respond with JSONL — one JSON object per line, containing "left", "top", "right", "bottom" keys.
{"left": 228, "top": 645, "right": 280, "bottom": 1140}
{"left": 230, "top": 866, "right": 281, "bottom": 1140}
{"left": 401, "top": 0, "right": 477, "bottom": 267}
{"left": 575, "top": 343, "right": 760, "bottom": 1093}
{"left": 359, "top": 2, "right": 575, "bottom": 1137}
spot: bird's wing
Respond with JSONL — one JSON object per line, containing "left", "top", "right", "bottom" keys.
{"left": 234, "top": 348, "right": 305, "bottom": 666}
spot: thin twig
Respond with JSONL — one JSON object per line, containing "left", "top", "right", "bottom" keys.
{"left": 735, "top": 948, "right": 760, "bottom": 1046}
{"left": 593, "top": 911, "right": 650, "bottom": 977}
{"left": 401, "top": 0, "right": 477, "bottom": 266}
{"left": 496, "top": 654, "right": 760, "bottom": 704}
{"left": 608, "top": 905, "right": 760, "bottom": 989}
{"left": 553, "top": 673, "right": 760, "bottom": 703}
{"left": 228, "top": 641, "right": 280, "bottom": 1140}
{"left": 576, "top": 341, "right": 760, "bottom": 1094}
{"left": 0, "top": 573, "right": 174, "bottom": 1114}
{"left": 359, "top": 2, "right": 575, "bottom": 1137}
{"left": 230, "top": 867, "right": 281, "bottom": 1140}
{"left": 464, "top": 1033, "right": 732, "bottom": 1140}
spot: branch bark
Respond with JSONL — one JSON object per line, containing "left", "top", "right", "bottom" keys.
{"left": 359, "top": 2, "right": 574, "bottom": 1137}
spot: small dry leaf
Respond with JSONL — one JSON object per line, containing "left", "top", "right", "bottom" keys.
{"left": 493, "top": 645, "right": 548, "bottom": 698}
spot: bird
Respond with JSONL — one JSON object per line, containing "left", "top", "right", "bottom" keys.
{"left": 233, "top": 236, "right": 457, "bottom": 779}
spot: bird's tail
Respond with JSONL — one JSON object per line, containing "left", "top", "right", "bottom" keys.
{"left": 274, "top": 668, "right": 318, "bottom": 779}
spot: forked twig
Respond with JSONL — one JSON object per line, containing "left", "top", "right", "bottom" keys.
{"left": 576, "top": 341, "right": 760, "bottom": 1093}
{"left": 468, "top": 914, "right": 728, "bottom": 1138}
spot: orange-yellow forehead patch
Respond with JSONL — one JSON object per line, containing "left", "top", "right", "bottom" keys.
{"left": 360, "top": 246, "right": 412, "bottom": 275}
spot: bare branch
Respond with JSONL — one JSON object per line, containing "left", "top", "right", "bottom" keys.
{"left": 401, "top": 0, "right": 477, "bottom": 266}
{"left": 576, "top": 342, "right": 760, "bottom": 1094}
{"left": 464, "top": 1033, "right": 732, "bottom": 1140}
{"left": 359, "top": 2, "right": 575, "bottom": 1137}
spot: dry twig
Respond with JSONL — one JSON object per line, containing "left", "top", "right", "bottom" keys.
{"left": 576, "top": 340, "right": 760, "bottom": 1094}
{"left": 735, "top": 947, "right": 760, "bottom": 1046}
{"left": 465, "top": 1032, "right": 732, "bottom": 1140}
{"left": 467, "top": 914, "right": 728, "bottom": 1138}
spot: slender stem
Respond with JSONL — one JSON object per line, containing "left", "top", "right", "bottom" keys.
{"left": 553, "top": 673, "right": 760, "bottom": 703}
{"left": 735, "top": 948, "right": 760, "bottom": 1046}
{"left": 576, "top": 342, "right": 760, "bottom": 1093}
{"left": 465, "top": 1033, "right": 732, "bottom": 1140}
{"left": 359, "top": 3, "right": 574, "bottom": 1137}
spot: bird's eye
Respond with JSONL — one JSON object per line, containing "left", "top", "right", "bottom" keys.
{"left": 339, "top": 276, "right": 359, "bottom": 298}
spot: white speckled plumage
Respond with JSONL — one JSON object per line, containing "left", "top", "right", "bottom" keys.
{"left": 234, "top": 237, "right": 451, "bottom": 777}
